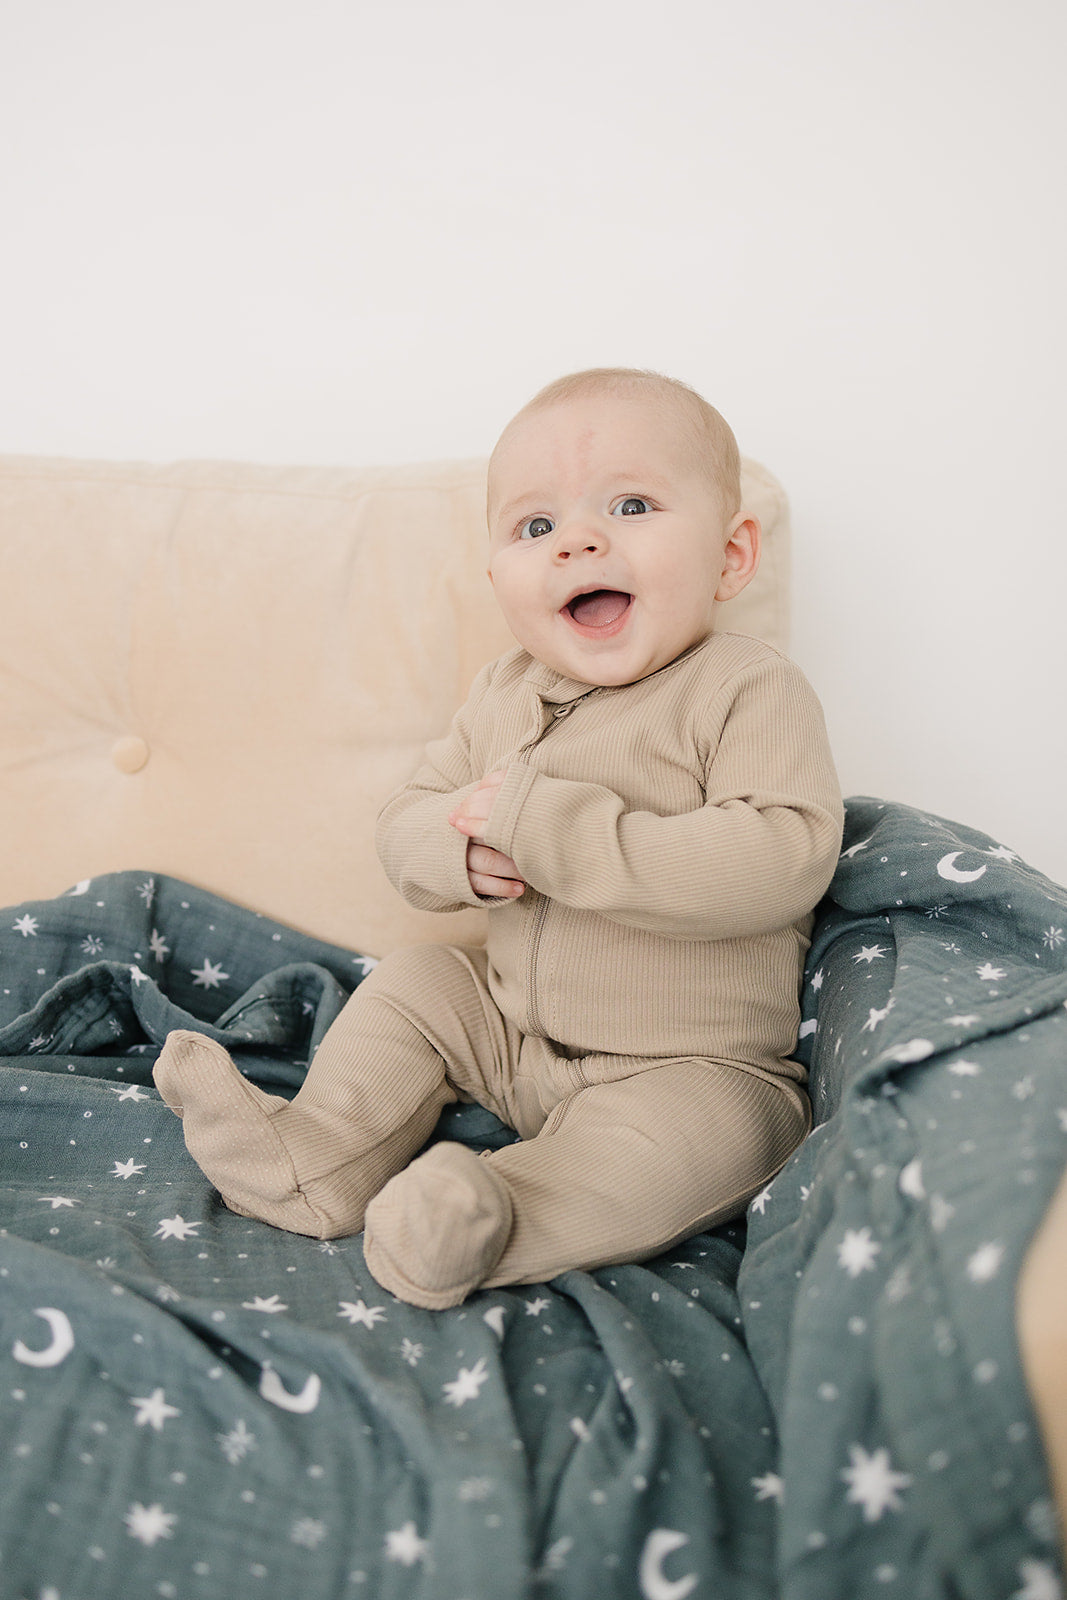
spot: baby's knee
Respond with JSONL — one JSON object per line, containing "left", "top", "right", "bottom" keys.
{"left": 355, "top": 941, "right": 487, "bottom": 1008}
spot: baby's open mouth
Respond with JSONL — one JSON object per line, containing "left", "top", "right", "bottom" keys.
{"left": 564, "top": 589, "right": 633, "bottom": 629}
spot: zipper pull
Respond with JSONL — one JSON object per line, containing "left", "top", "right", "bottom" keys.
{"left": 551, "top": 688, "right": 600, "bottom": 721}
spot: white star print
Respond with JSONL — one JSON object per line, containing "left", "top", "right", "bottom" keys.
{"left": 524, "top": 1296, "right": 551, "bottom": 1316}
{"left": 837, "top": 1227, "right": 882, "bottom": 1277}
{"left": 852, "top": 945, "right": 888, "bottom": 965}
{"left": 110, "top": 1083, "right": 151, "bottom": 1101}
{"left": 841, "top": 1445, "right": 911, "bottom": 1521}
{"left": 129, "top": 965, "right": 150, "bottom": 986}
{"left": 190, "top": 958, "right": 230, "bottom": 990}
{"left": 899, "top": 1159, "right": 925, "bottom": 1200}
{"left": 883, "top": 1038, "right": 934, "bottom": 1065}
{"left": 1013, "top": 1557, "right": 1063, "bottom": 1600}
{"left": 948, "top": 1059, "right": 982, "bottom": 1077}
{"left": 338, "top": 1299, "right": 387, "bottom": 1328}
{"left": 810, "top": 968, "right": 825, "bottom": 991}
{"left": 862, "top": 1001, "right": 895, "bottom": 1033}
{"left": 130, "top": 1389, "right": 181, "bottom": 1430}
{"left": 443, "top": 1356, "right": 490, "bottom": 1407}
{"left": 976, "top": 963, "right": 1007, "bottom": 982}
{"left": 217, "top": 1419, "right": 256, "bottom": 1464}
{"left": 841, "top": 838, "right": 872, "bottom": 859}
{"left": 155, "top": 1215, "right": 202, "bottom": 1241}
{"left": 243, "top": 1295, "right": 289, "bottom": 1314}
{"left": 124, "top": 1502, "right": 177, "bottom": 1545}
{"left": 985, "top": 845, "right": 1020, "bottom": 864}
{"left": 13, "top": 914, "right": 39, "bottom": 937}
{"left": 38, "top": 1195, "right": 80, "bottom": 1209}
{"left": 948, "top": 1014, "right": 979, "bottom": 1028}
{"left": 384, "top": 1521, "right": 430, "bottom": 1566}
{"left": 539, "top": 1537, "right": 574, "bottom": 1575}
{"left": 111, "top": 1158, "right": 147, "bottom": 1180}
{"left": 752, "top": 1471, "right": 785, "bottom": 1503}
{"left": 885, "top": 1265, "right": 912, "bottom": 1303}
{"left": 457, "top": 1477, "right": 494, "bottom": 1502}
{"left": 966, "top": 1242, "right": 1005, "bottom": 1283}
{"left": 149, "top": 928, "right": 171, "bottom": 962}
{"left": 749, "top": 1186, "right": 773, "bottom": 1215}
{"left": 290, "top": 1517, "right": 328, "bottom": 1549}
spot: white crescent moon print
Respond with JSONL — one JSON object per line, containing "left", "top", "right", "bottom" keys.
{"left": 638, "top": 1529, "right": 699, "bottom": 1600}
{"left": 936, "top": 852, "right": 988, "bottom": 884}
{"left": 12, "top": 1307, "right": 76, "bottom": 1367}
{"left": 258, "top": 1363, "right": 322, "bottom": 1413}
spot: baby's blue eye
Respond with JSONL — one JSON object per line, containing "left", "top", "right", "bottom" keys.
{"left": 614, "top": 497, "right": 650, "bottom": 517}
{"left": 520, "top": 516, "right": 554, "bottom": 540}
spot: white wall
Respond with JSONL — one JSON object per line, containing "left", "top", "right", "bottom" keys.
{"left": 3, "top": 0, "right": 1065, "bottom": 883}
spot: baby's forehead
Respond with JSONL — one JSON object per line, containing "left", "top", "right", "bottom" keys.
{"left": 496, "top": 387, "right": 699, "bottom": 465}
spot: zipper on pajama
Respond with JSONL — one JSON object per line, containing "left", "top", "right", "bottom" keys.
{"left": 509, "top": 687, "right": 600, "bottom": 1037}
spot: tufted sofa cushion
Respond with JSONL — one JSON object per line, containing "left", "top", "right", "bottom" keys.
{"left": 0, "top": 453, "right": 790, "bottom": 956}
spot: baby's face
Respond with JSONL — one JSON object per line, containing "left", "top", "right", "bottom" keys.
{"left": 487, "top": 390, "right": 747, "bottom": 687}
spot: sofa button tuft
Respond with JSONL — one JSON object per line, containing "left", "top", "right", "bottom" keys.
{"left": 111, "top": 735, "right": 150, "bottom": 774}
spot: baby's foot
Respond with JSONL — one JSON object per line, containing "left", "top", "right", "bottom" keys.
{"left": 363, "top": 1141, "right": 513, "bottom": 1308}
{"left": 153, "top": 1030, "right": 330, "bottom": 1237}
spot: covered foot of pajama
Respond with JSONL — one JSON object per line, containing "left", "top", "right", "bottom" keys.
{"left": 153, "top": 1029, "right": 339, "bottom": 1237}
{"left": 363, "top": 1141, "right": 513, "bottom": 1309}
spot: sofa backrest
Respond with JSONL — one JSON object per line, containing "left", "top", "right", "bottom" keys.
{"left": 0, "top": 453, "right": 791, "bottom": 956}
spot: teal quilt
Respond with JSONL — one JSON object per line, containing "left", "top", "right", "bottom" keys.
{"left": 1, "top": 798, "right": 1064, "bottom": 1599}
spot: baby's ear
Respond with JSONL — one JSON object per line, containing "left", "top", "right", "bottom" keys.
{"left": 714, "top": 513, "right": 761, "bottom": 603}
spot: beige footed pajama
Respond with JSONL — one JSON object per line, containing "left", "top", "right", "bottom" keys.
{"left": 155, "top": 943, "right": 809, "bottom": 1306}
{"left": 156, "top": 631, "right": 843, "bottom": 1307}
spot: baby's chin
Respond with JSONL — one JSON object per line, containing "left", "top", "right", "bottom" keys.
{"left": 539, "top": 646, "right": 695, "bottom": 689}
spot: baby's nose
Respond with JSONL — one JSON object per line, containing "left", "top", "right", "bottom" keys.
{"left": 553, "top": 517, "right": 607, "bottom": 558}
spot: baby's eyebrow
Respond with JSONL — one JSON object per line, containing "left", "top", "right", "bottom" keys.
{"left": 491, "top": 491, "right": 547, "bottom": 524}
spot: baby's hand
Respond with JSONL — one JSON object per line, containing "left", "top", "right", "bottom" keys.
{"left": 465, "top": 842, "right": 525, "bottom": 899}
{"left": 449, "top": 771, "right": 525, "bottom": 899}
{"left": 449, "top": 770, "right": 507, "bottom": 837}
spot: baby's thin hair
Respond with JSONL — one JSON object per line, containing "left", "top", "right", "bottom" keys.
{"left": 514, "top": 366, "right": 742, "bottom": 514}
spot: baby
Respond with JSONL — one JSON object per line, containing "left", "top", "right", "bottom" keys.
{"left": 154, "top": 367, "right": 844, "bottom": 1308}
